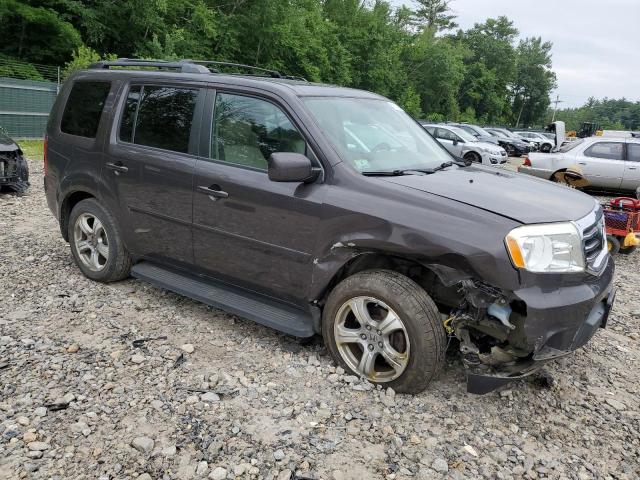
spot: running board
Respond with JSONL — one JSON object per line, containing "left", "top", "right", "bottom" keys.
{"left": 131, "top": 262, "right": 315, "bottom": 338}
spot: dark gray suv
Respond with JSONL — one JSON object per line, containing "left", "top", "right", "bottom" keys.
{"left": 44, "top": 59, "right": 615, "bottom": 394}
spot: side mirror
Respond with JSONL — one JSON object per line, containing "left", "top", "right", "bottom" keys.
{"left": 267, "top": 152, "right": 319, "bottom": 183}
{"left": 452, "top": 139, "right": 459, "bottom": 146}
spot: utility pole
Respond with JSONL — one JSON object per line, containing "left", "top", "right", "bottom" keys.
{"left": 551, "top": 94, "right": 563, "bottom": 122}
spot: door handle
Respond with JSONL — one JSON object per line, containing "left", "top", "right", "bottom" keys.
{"left": 197, "top": 185, "right": 229, "bottom": 199}
{"left": 578, "top": 162, "right": 587, "bottom": 165}
{"left": 106, "top": 162, "right": 129, "bottom": 173}
{"left": 628, "top": 166, "right": 637, "bottom": 170}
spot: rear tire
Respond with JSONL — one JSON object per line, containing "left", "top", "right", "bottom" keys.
{"left": 68, "top": 198, "right": 132, "bottom": 282}
{"left": 606, "top": 235, "right": 620, "bottom": 255}
{"left": 322, "top": 269, "right": 446, "bottom": 394}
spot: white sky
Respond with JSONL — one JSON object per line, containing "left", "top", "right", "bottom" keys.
{"left": 395, "top": 0, "right": 640, "bottom": 108}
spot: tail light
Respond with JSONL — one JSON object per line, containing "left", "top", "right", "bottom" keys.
{"left": 523, "top": 156, "right": 531, "bottom": 167}
{"left": 43, "top": 134, "right": 48, "bottom": 176}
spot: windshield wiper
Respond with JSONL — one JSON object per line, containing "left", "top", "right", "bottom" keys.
{"left": 363, "top": 163, "right": 457, "bottom": 177}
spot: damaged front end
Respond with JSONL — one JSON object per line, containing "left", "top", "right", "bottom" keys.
{"left": 446, "top": 273, "right": 615, "bottom": 394}
{"left": 0, "top": 147, "right": 30, "bottom": 194}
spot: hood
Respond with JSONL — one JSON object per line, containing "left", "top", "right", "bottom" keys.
{"left": 380, "top": 165, "right": 596, "bottom": 224}
{"left": 492, "top": 135, "right": 527, "bottom": 146}
{"left": 0, "top": 132, "right": 20, "bottom": 153}
{"left": 472, "top": 141, "right": 504, "bottom": 153}
{"left": 477, "top": 135, "right": 499, "bottom": 145}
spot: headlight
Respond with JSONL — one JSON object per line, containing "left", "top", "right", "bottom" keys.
{"left": 505, "top": 223, "right": 585, "bottom": 273}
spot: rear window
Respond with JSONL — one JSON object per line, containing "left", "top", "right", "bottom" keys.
{"left": 119, "top": 85, "right": 198, "bottom": 154}
{"left": 61, "top": 81, "right": 111, "bottom": 138}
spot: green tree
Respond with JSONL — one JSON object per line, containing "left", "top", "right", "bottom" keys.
{"left": 412, "top": 0, "right": 458, "bottom": 33}
{"left": 511, "top": 37, "right": 556, "bottom": 127}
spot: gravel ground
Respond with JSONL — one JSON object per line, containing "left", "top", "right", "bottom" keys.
{"left": 1, "top": 160, "right": 639, "bottom": 480}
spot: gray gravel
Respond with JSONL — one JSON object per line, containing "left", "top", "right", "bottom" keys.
{"left": 1, "top": 160, "right": 639, "bottom": 479}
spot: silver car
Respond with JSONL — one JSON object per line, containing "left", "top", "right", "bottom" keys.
{"left": 515, "top": 131, "right": 554, "bottom": 153}
{"left": 518, "top": 136, "right": 640, "bottom": 191}
{"left": 421, "top": 123, "right": 507, "bottom": 165}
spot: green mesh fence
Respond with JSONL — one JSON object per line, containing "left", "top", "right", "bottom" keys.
{"left": 0, "top": 60, "right": 60, "bottom": 139}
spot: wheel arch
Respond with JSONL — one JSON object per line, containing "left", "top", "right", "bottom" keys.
{"left": 59, "top": 190, "right": 97, "bottom": 241}
{"left": 311, "top": 250, "right": 470, "bottom": 312}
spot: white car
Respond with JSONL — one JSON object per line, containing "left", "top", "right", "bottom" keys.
{"left": 515, "top": 131, "right": 554, "bottom": 153}
{"left": 518, "top": 136, "right": 640, "bottom": 191}
{"left": 421, "top": 123, "right": 508, "bottom": 165}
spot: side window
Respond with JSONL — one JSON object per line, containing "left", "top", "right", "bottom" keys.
{"left": 424, "top": 126, "right": 436, "bottom": 135}
{"left": 121, "top": 85, "right": 198, "bottom": 153}
{"left": 61, "top": 81, "right": 111, "bottom": 138}
{"left": 211, "top": 93, "right": 306, "bottom": 170}
{"left": 119, "top": 86, "right": 142, "bottom": 143}
{"left": 627, "top": 144, "right": 640, "bottom": 162}
{"left": 584, "top": 142, "right": 624, "bottom": 161}
{"left": 437, "top": 128, "right": 457, "bottom": 141}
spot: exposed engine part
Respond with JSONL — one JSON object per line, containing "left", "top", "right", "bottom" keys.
{"left": 478, "top": 346, "right": 516, "bottom": 366}
{"left": 487, "top": 302, "right": 515, "bottom": 330}
{"left": 0, "top": 150, "right": 29, "bottom": 194}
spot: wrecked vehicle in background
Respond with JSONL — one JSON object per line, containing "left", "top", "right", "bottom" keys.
{"left": 0, "top": 132, "right": 29, "bottom": 194}
{"left": 45, "top": 59, "right": 615, "bottom": 395}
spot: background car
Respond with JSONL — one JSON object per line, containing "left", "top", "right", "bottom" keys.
{"left": 515, "top": 131, "right": 554, "bottom": 153}
{"left": 518, "top": 136, "right": 640, "bottom": 192}
{"left": 485, "top": 127, "right": 534, "bottom": 155}
{"left": 0, "top": 131, "right": 29, "bottom": 193}
{"left": 448, "top": 123, "right": 500, "bottom": 145}
{"left": 421, "top": 123, "right": 508, "bottom": 165}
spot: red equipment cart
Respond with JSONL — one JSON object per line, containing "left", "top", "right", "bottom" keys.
{"left": 603, "top": 197, "right": 640, "bottom": 255}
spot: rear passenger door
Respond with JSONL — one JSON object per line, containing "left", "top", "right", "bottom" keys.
{"left": 622, "top": 142, "right": 640, "bottom": 191}
{"left": 191, "top": 90, "right": 325, "bottom": 305}
{"left": 575, "top": 141, "right": 625, "bottom": 189}
{"left": 103, "top": 82, "right": 203, "bottom": 266}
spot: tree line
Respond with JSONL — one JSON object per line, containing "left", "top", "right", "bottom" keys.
{"left": 555, "top": 98, "right": 640, "bottom": 132}
{"left": 1, "top": 0, "right": 558, "bottom": 126}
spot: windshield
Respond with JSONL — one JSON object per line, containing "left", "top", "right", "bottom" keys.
{"left": 459, "top": 124, "right": 492, "bottom": 137}
{"left": 302, "top": 97, "right": 453, "bottom": 173}
{"left": 448, "top": 126, "right": 478, "bottom": 143}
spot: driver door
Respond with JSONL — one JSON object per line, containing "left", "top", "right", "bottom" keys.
{"left": 436, "top": 128, "right": 463, "bottom": 156}
{"left": 191, "top": 90, "right": 326, "bottom": 305}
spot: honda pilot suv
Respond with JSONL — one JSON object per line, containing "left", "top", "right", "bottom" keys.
{"left": 44, "top": 59, "right": 615, "bottom": 394}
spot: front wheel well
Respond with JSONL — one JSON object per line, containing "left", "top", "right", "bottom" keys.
{"left": 60, "top": 191, "right": 95, "bottom": 241}
{"left": 320, "top": 253, "right": 462, "bottom": 312}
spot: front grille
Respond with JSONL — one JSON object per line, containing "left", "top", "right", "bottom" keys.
{"left": 582, "top": 212, "right": 605, "bottom": 269}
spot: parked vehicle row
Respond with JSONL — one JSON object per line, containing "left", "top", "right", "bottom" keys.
{"left": 420, "top": 123, "right": 507, "bottom": 165}
{"left": 45, "top": 59, "right": 615, "bottom": 395}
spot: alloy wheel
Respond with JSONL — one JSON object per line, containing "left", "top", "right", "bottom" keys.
{"left": 73, "top": 213, "right": 109, "bottom": 271}
{"left": 333, "top": 296, "right": 410, "bottom": 382}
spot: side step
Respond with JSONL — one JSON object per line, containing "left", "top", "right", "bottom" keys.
{"left": 131, "top": 262, "right": 315, "bottom": 338}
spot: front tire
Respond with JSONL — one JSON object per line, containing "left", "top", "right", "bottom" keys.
{"left": 463, "top": 151, "right": 482, "bottom": 164}
{"left": 68, "top": 198, "right": 132, "bottom": 282}
{"left": 322, "top": 270, "right": 446, "bottom": 394}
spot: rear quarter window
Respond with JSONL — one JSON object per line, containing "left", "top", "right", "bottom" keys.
{"left": 61, "top": 81, "right": 111, "bottom": 138}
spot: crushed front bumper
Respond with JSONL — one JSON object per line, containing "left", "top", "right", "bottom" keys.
{"left": 0, "top": 152, "right": 29, "bottom": 193}
{"left": 466, "top": 262, "right": 616, "bottom": 394}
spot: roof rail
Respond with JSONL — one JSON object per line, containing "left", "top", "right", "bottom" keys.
{"left": 89, "top": 58, "right": 210, "bottom": 74}
{"left": 186, "top": 60, "right": 283, "bottom": 78}
{"left": 88, "top": 58, "right": 307, "bottom": 81}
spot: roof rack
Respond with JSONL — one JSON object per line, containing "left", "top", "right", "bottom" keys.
{"left": 88, "top": 58, "right": 307, "bottom": 81}
{"left": 186, "top": 60, "right": 283, "bottom": 78}
{"left": 89, "top": 58, "right": 210, "bottom": 74}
